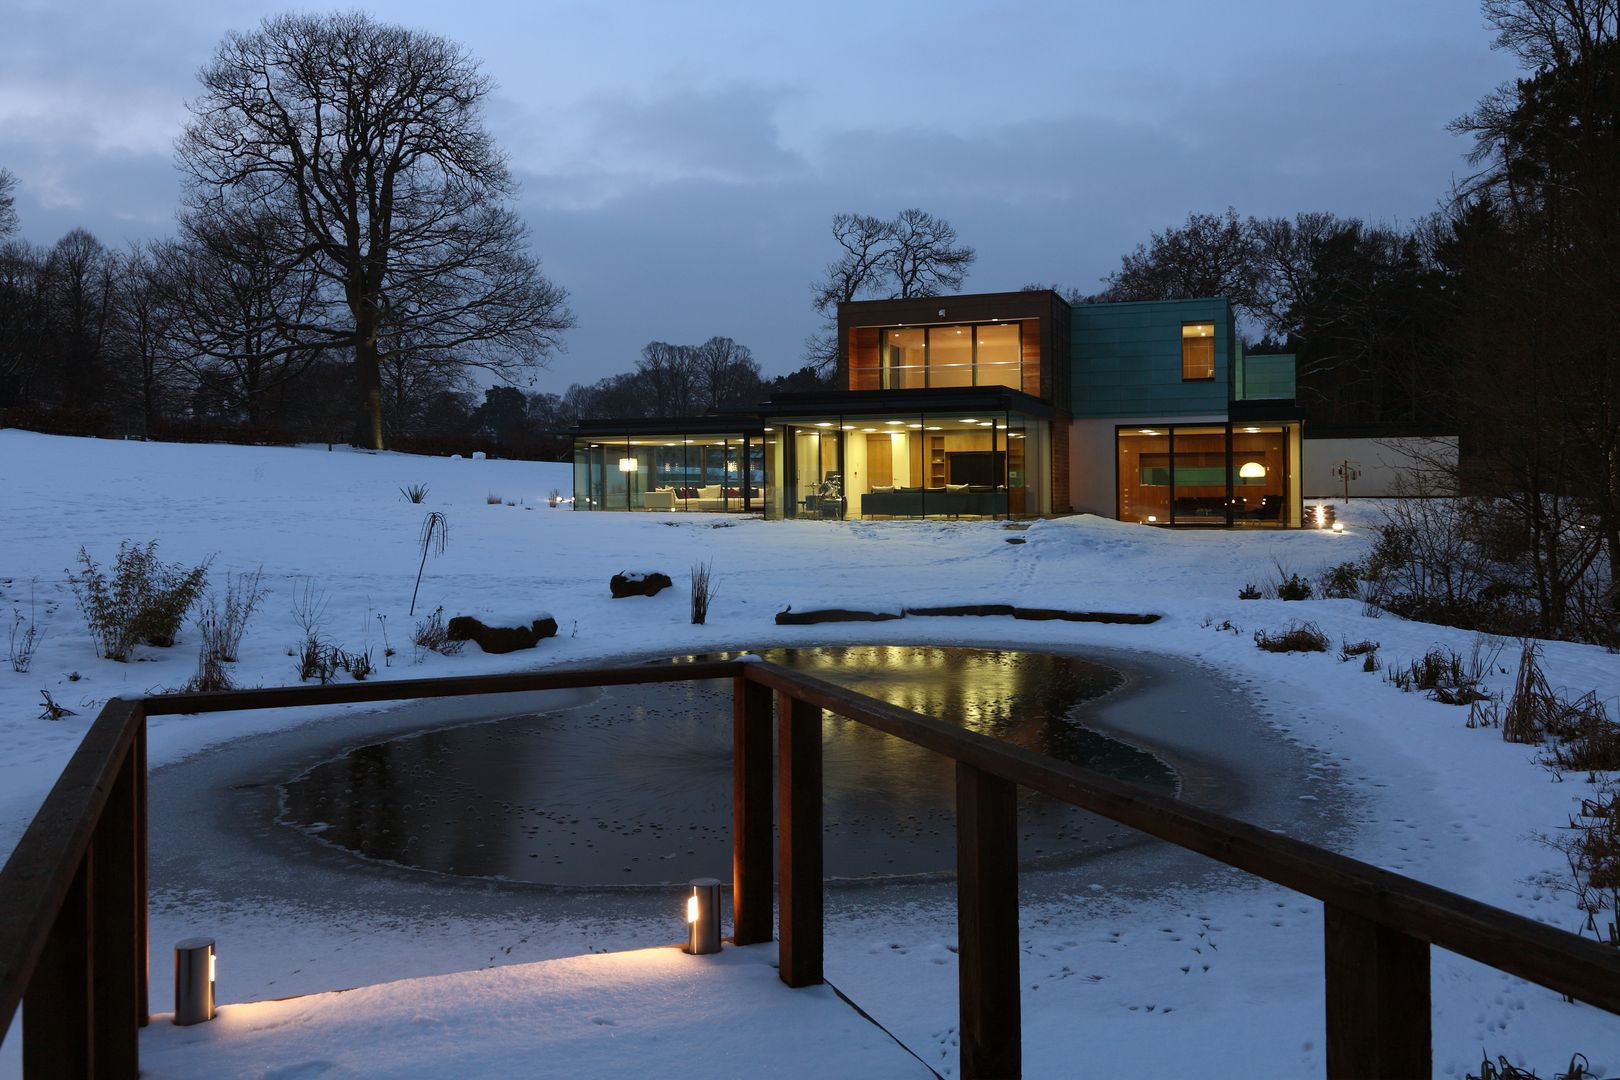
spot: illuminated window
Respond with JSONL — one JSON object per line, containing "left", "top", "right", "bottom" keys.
{"left": 1181, "top": 322, "right": 1215, "bottom": 381}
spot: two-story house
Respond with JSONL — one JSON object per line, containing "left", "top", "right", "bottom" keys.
{"left": 571, "top": 290, "right": 1303, "bottom": 527}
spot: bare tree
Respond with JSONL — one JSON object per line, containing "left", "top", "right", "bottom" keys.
{"left": 177, "top": 12, "right": 574, "bottom": 448}
{"left": 1098, "top": 208, "right": 1264, "bottom": 317}
{"left": 691, "top": 336, "right": 763, "bottom": 411}
{"left": 108, "top": 242, "right": 184, "bottom": 433}
{"left": 887, "top": 208, "right": 976, "bottom": 298}
{"left": 0, "top": 169, "right": 17, "bottom": 240}
{"left": 805, "top": 208, "right": 976, "bottom": 375}
{"left": 160, "top": 211, "right": 327, "bottom": 424}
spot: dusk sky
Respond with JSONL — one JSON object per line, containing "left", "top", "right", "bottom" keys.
{"left": 1, "top": 0, "right": 1520, "bottom": 394}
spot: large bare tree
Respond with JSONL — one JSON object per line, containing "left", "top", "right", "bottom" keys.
{"left": 177, "top": 12, "right": 573, "bottom": 448}
{"left": 805, "top": 209, "right": 976, "bottom": 375}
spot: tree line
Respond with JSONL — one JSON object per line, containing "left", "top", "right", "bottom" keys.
{"left": 1, "top": 12, "right": 573, "bottom": 453}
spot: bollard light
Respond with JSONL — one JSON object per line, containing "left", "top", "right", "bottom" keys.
{"left": 684, "top": 877, "right": 721, "bottom": 955}
{"left": 1331, "top": 521, "right": 1345, "bottom": 533}
{"left": 174, "top": 937, "right": 216, "bottom": 1025}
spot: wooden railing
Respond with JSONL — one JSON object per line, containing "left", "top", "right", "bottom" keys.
{"left": 4, "top": 659, "right": 1620, "bottom": 1079}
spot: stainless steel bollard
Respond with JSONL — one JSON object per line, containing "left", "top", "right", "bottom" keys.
{"left": 174, "top": 937, "right": 216, "bottom": 1025}
{"left": 684, "top": 878, "right": 722, "bottom": 955}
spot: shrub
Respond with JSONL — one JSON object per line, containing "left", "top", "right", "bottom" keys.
{"left": 1276, "top": 573, "right": 1313, "bottom": 601}
{"left": 8, "top": 584, "right": 43, "bottom": 674}
{"left": 400, "top": 483, "right": 429, "bottom": 504}
{"left": 183, "top": 647, "right": 235, "bottom": 693}
{"left": 69, "top": 542, "right": 211, "bottom": 661}
{"left": 1386, "top": 639, "right": 1501, "bottom": 706}
{"left": 690, "top": 560, "right": 716, "bottom": 625}
{"left": 1237, "top": 583, "right": 1262, "bottom": 600}
{"left": 37, "top": 689, "right": 74, "bottom": 721}
{"left": 412, "top": 606, "right": 464, "bottom": 662}
{"left": 410, "top": 511, "right": 449, "bottom": 616}
{"left": 486, "top": 492, "right": 502, "bottom": 505}
{"left": 1338, "top": 639, "right": 1379, "bottom": 663}
{"left": 1317, "top": 561, "right": 1361, "bottom": 600}
{"left": 195, "top": 568, "right": 267, "bottom": 665}
{"left": 1254, "top": 621, "right": 1329, "bottom": 653}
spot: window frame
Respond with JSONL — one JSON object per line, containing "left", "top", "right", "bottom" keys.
{"left": 1180, "top": 321, "right": 1217, "bottom": 382}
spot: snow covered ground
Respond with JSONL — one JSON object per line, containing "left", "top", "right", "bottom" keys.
{"left": 2, "top": 427, "right": 1618, "bottom": 1078}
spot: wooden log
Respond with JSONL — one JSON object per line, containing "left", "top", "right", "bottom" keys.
{"left": 957, "top": 763, "right": 1021, "bottom": 1080}
{"left": 777, "top": 692, "right": 823, "bottom": 987}
{"left": 1324, "top": 903, "right": 1430, "bottom": 1080}
{"left": 731, "top": 676, "right": 774, "bottom": 946}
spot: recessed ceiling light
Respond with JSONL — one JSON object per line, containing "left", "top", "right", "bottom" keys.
{"left": 961, "top": 418, "right": 977, "bottom": 423}
{"left": 863, "top": 427, "right": 877, "bottom": 432}
{"left": 885, "top": 420, "right": 903, "bottom": 425}
{"left": 908, "top": 423, "right": 922, "bottom": 428}
{"left": 815, "top": 422, "right": 833, "bottom": 428}
{"left": 842, "top": 425, "right": 855, "bottom": 430}
{"left": 1243, "top": 426, "right": 1260, "bottom": 433}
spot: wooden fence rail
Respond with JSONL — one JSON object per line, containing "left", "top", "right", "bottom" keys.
{"left": 3, "top": 658, "right": 1619, "bottom": 1080}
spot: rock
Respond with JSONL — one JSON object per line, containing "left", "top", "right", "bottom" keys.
{"left": 446, "top": 614, "right": 558, "bottom": 653}
{"left": 774, "top": 608, "right": 904, "bottom": 625}
{"left": 610, "top": 571, "right": 674, "bottom": 598}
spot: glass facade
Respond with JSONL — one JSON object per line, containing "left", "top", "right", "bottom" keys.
{"left": 1116, "top": 423, "right": 1296, "bottom": 527}
{"left": 767, "top": 409, "right": 1047, "bottom": 521}
{"left": 572, "top": 433, "right": 767, "bottom": 513}
{"left": 879, "top": 322, "right": 1024, "bottom": 391}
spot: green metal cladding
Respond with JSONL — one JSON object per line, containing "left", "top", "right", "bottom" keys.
{"left": 1069, "top": 297, "right": 1235, "bottom": 418}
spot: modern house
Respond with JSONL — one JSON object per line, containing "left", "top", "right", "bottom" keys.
{"left": 572, "top": 290, "right": 1304, "bottom": 527}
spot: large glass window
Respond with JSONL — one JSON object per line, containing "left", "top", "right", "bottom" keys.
{"left": 1182, "top": 322, "right": 1216, "bottom": 380}
{"left": 927, "top": 326, "right": 974, "bottom": 387}
{"left": 770, "top": 410, "right": 1046, "bottom": 521}
{"left": 1171, "top": 425, "right": 1227, "bottom": 524}
{"left": 976, "top": 324, "right": 1021, "bottom": 389}
{"left": 1117, "top": 429, "right": 1171, "bottom": 524}
{"left": 1116, "top": 423, "right": 1294, "bottom": 526}
{"left": 871, "top": 322, "right": 1023, "bottom": 389}
{"left": 883, "top": 329, "right": 926, "bottom": 389}
{"left": 572, "top": 433, "right": 763, "bottom": 512}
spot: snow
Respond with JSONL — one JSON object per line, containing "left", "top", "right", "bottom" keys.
{"left": 2, "top": 428, "right": 1619, "bottom": 1078}
{"left": 136, "top": 943, "right": 931, "bottom": 1079}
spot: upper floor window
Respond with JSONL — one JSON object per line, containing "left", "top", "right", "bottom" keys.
{"left": 881, "top": 322, "right": 1023, "bottom": 390}
{"left": 1182, "top": 322, "right": 1216, "bottom": 380}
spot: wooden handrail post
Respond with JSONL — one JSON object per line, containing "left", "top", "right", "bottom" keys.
{"left": 731, "top": 676, "right": 774, "bottom": 946}
{"left": 87, "top": 743, "right": 140, "bottom": 1077}
{"left": 1324, "top": 903, "right": 1430, "bottom": 1079}
{"left": 957, "top": 762, "right": 1021, "bottom": 1080}
{"left": 24, "top": 852, "right": 92, "bottom": 1079}
{"left": 135, "top": 708, "right": 149, "bottom": 1027}
{"left": 777, "top": 691, "right": 823, "bottom": 987}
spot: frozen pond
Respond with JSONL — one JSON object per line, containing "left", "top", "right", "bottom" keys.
{"left": 279, "top": 646, "right": 1175, "bottom": 885}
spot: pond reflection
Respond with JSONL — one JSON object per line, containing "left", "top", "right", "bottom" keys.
{"left": 281, "top": 647, "right": 1174, "bottom": 885}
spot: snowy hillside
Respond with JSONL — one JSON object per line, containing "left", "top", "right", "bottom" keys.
{"left": 2, "top": 428, "right": 1617, "bottom": 1077}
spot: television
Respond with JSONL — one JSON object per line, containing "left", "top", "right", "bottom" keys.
{"left": 947, "top": 451, "right": 1005, "bottom": 486}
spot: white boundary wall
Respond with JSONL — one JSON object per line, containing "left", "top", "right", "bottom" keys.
{"left": 1302, "top": 435, "right": 1458, "bottom": 499}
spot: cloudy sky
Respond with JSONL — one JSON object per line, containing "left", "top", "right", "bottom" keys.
{"left": 0, "top": 0, "right": 1519, "bottom": 393}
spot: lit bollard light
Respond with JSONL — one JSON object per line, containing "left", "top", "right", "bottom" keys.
{"left": 684, "top": 878, "right": 721, "bottom": 955}
{"left": 174, "top": 937, "right": 216, "bottom": 1025}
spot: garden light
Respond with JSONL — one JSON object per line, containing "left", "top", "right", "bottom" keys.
{"left": 173, "top": 937, "right": 216, "bottom": 1025}
{"left": 684, "top": 877, "right": 721, "bottom": 955}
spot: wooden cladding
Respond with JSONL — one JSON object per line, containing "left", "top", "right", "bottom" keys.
{"left": 848, "top": 327, "right": 881, "bottom": 391}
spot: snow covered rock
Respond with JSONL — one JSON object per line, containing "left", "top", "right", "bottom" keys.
{"left": 609, "top": 571, "right": 674, "bottom": 598}
{"left": 445, "top": 613, "right": 558, "bottom": 653}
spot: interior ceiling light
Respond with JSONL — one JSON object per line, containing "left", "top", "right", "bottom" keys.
{"left": 1244, "top": 427, "right": 1260, "bottom": 433}
{"left": 885, "top": 420, "right": 903, "bottom": 425}
{"left": 815, "top": 422, "right": 832, "bottom": 428}
{"left": 927, "top": 426, "right": 942, "bottom": 431}
{"left": 908, "top": 423, "right": 922, "bottom": 429}
{"left": 863, "top": 428, "right": 877, "bottom": 432}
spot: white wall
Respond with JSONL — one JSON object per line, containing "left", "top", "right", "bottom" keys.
{"left": 1302, "top": 436, "right": 1458, "bottom": 499}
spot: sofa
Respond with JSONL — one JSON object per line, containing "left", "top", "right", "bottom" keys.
{"left": 644, "top": 485, "right": 752, "bottom": 512}
{"left": 861, "top": 485, "right": 1009, "bottom": 518}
